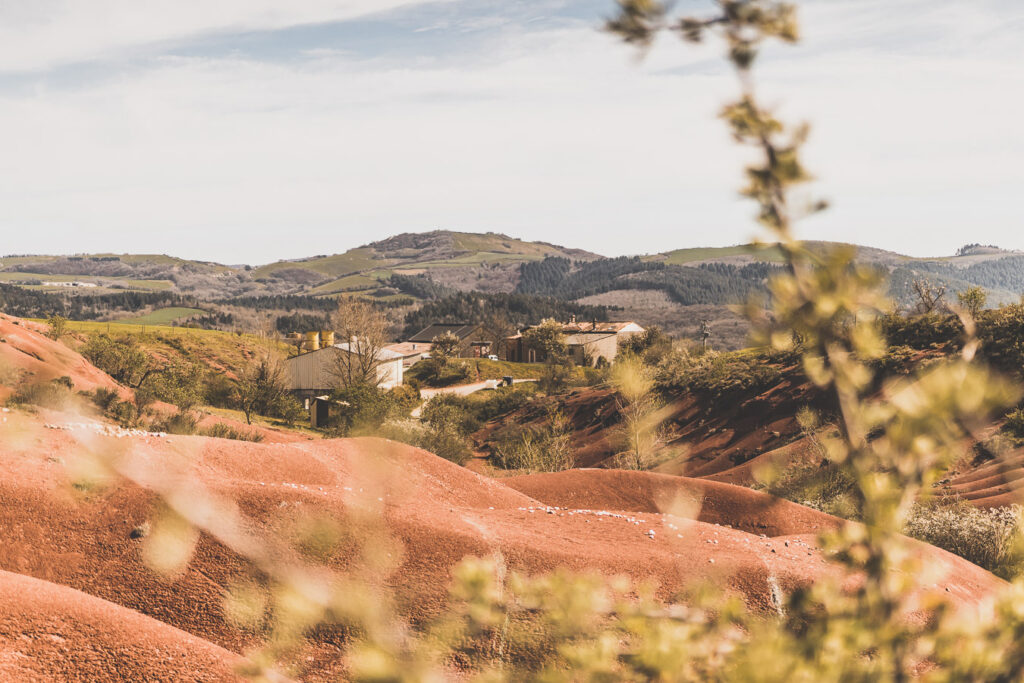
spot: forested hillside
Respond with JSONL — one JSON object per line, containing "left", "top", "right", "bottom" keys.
{"left": 516, "top": 256, "right": 780, "bottom": 306}
{"left": 401, "top": 292, "right": 610, "bottom": 338}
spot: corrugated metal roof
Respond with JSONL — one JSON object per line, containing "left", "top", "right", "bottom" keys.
{"left": 407, "top": 323, "right": 482, "bottom": 343}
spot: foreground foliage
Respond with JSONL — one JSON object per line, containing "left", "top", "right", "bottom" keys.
{"left": 55, "top": 2, "right": 1024, "bottom": 681}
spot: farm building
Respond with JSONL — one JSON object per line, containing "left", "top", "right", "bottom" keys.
{"left": 406, "top": 323, "right": 492, "bottom": 358}
{"left": 504, "top": 320, "right": 644, "bottom": 367}
{"left": 383, "top": 341, "right": 433, "bottom": 368}
{"left": 285, "top": 342, "right": 404, "bottom": 401}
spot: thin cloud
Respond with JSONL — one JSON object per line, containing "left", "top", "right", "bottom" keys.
{"left": 0, "top": 0, "right": 448, "bottom": 73}
{"left": 0, "top": 0, "right": 1021, "bottom": 262}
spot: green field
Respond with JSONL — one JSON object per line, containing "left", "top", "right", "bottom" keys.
{"left": 658, "top": 244, "right": 785, "bottom": 265}
{"left": 0, "top": 271, "right": 173, "bottom": 291}
{"left": 117, "top": 307, "right": 206, "bottom": 325}
{"left": 309, "top": 271, "right": 390, "bottom": 295}
{"left": 42, "top": 318, "right": 222, "bottom": 338}
{"left": 252, "top": 247, "right": 392, "bottom": 280}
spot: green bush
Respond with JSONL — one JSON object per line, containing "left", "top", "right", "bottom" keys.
{"left": 406, "top": 359, "right": 471, "bottom": 387}
{"left": 879, "top": 311, "right": 964, "bottom": 350}
{"left": 272, "top": 395, "right": 308, "bottom": 428}
{"left": 767, "top": 462, "right": 860, "bottom": 520}
{"left": 618, "top": 326, "right": 674, "bottom": 366}
{"left": 1004, "top": 408, "right": 1024, "bottom": 441}
{"left": 377, "top": 419, "right": 472, "bottom": 466}
{"left": 89, "top": 387, "right": 120, "bottom": 412}
{"left": 108, "top": 400, "right": 139, "bottom": 428}
{"left": 537, "top": 362, "right": 571, "bottom": 394}
{"left": 655, "top": 348, "right": 784, "bottom": 403}
{"left": 80, "top": 334, "right": 153, "bottom": 386}
{"left": 386, "top": 384, "right": 421, "bottom": 418}
{"left": 472, "top": 385, "right": 537, "bottom": 422}
{"left": 152, "top": 411, "right": 198, "bottom": 435}
{"left": 418, "top": 423, "right": 473, "bottom": 465}
{"left": 203, "top": 373, "right": 237, "bottom": 409}
{"left": 326, "top": 382, "right": 412, "bottom": 437}
{"left": 145, "top": 360, "right": 206, "bottom": 412}
{"left": 421, "top": 394, "right": 482, "bottom": 436}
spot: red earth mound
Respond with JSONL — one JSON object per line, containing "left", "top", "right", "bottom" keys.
{"left": 0, "top": 569, "right": 242, "bottom": 682}
{"left": 0, "top": 411, "right": 1006, "bottom": 680}
{"left": 506, "top": 468, "right": 842, "bottom": 537}
{"left": 945, "top": 447, "right": 1024, "bottom": 508}
{"left": 0, "top": 314, "right": 124, "bottom": 399}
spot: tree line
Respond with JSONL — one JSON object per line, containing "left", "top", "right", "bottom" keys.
{"left": 515, "top": 255, "right": 782, "bottom": 305}
{"left": 401, "top": 291, "right": 611, "bottom": 338}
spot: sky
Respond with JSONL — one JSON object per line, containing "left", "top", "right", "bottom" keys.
{"left": 0, "top": 0, "right": 1021, "bottom": 265}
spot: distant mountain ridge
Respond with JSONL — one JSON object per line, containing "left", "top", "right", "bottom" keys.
{"left": 3, "top": 234, "right": 1024, "bottom": 344}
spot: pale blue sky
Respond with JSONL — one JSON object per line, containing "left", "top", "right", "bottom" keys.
{"left": 0, "top": 0, "right": 1021, "bottom": 264}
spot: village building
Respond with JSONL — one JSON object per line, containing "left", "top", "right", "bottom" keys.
{"left": 285, "top": 341, "right": 405, "bottom": 404}
{"left": 406, "top": 323, "right": 492, "bottom": 358}
{"left": 383, "top": 341, "right": 433, "bottom": 368}
{"left": 504, "top": 320, "right": 644, "bottom": 367}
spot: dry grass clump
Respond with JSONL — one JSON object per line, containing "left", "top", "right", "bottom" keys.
{"left": 490, "top": 409, "right": 573, "bottom": 472}
{"left": 8, "top": 378, "right": 76, "bottom": 411}
{"left": 200, "top": 422, "right": 265, "bottom": 443}
{"left": 904, "top": 502, "right": 1024, "bottom": 579}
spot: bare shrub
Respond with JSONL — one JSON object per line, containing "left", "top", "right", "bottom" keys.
{"left": 491, "top": 409, "right": 572, "bottom": 472}
{"left": 905, "top": 502, "right": 1024, "bottom": 579}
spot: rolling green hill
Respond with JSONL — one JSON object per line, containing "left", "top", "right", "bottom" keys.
{"left": 4, "top": 235, "right": 1024, "bottom": 345}
{"left": 252, "top": 231, "right": 600, "bottom": 298}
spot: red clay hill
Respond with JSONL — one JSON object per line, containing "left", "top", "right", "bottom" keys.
{"left": 0, "top": 411, "right": 1004, "bottom": 680}
{"left": 475, "top": 353, "right": 1024, "bottom": 508}
{"left": 0, "top": 314, "right": 124, "bottom": 400}
{"left": 0, "top": 315, "right": 1010, "bottom": 679}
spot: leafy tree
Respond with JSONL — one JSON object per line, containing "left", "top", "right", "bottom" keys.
{"left": 232, "top": 354, "right": 290, "bottom": 425}
{"left": 521, "top": 318, "right": 568, "bottom": 363}
{"left": 429, "top": 331, "right": 461, "bottom": 369}
{"left": 401, "top": 291, "right": 608, "bottom": 339}
{"left": 145, "top": 360, "right": 206, "bottom": 412}
{"left": 618, "top": 325, "right": 673, "bottom": 365}
{"left": 46, "top": 315, "right": 68, "bottom": 340}
{"left": 958, "top": 285, "right": 988, "bottom": 317}
{"left": 81, "top": 334, "right": 155, "bottom": 388}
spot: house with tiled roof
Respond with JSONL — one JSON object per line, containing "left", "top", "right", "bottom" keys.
{"left": 503, "top": 318, "right": 644, "bottom": 367}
